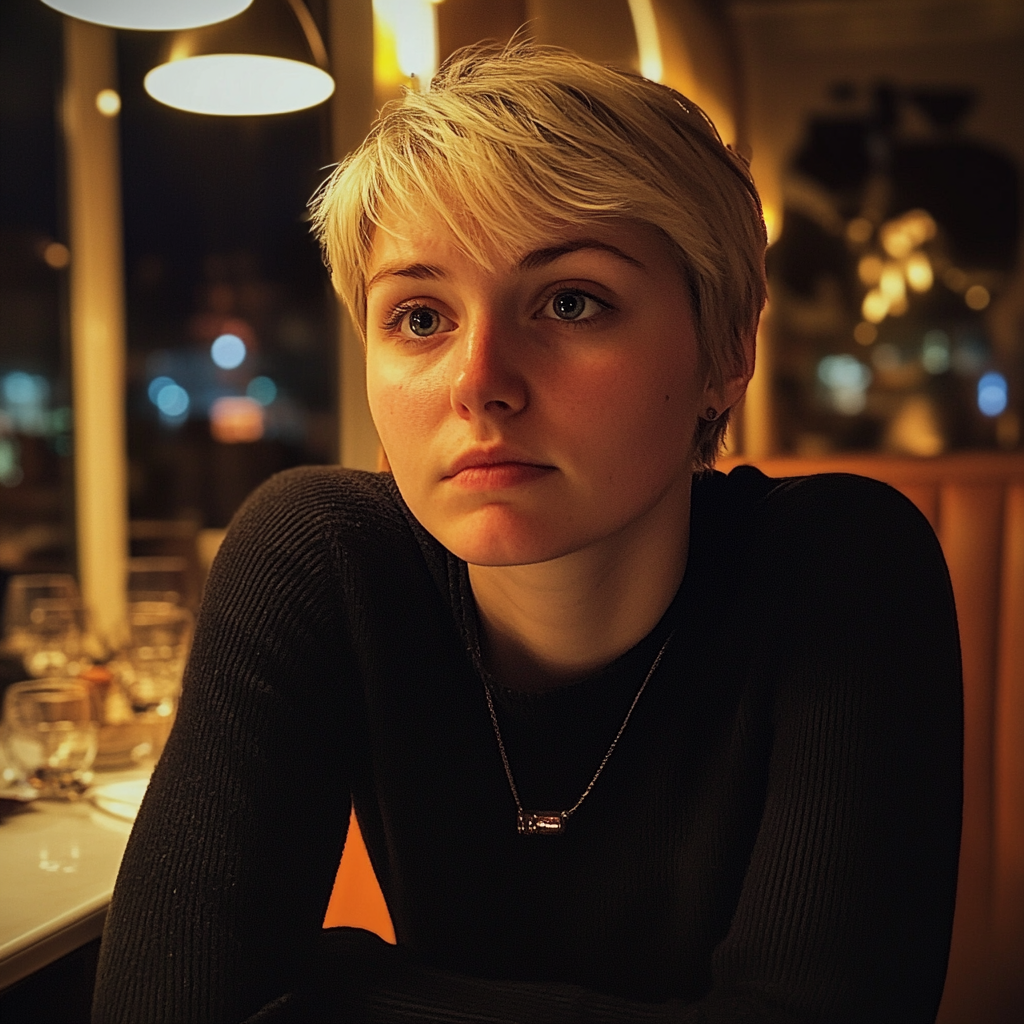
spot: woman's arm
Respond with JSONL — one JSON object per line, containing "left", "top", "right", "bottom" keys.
{"left": 92, "top": 470, "right": 361, "bottom": 1023}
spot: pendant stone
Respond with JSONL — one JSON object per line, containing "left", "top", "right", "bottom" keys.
{"left": 517, "top": 811, "right": 565, "bottom": 835}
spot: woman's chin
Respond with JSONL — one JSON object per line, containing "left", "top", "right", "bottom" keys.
{"left": 426, "top": 506, "right": 579, "bottom": 567}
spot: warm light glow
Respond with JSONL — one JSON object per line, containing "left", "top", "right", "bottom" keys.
{"left": 210, "top": 396, "right": 264, "bottom": 443}
{"left": 965, "top": 284, "right": 991, "bottom": 311}
{"left": 881, "top": 229, "right": 911, "bottom": 259}
{"left": 762, "top": 205, "right": 780, "bottom": 245}
{"left": 879, "top": 264, "right": 906, "bottom": 302}
{"left": 880, "top": 208, "right": 936, "bottom": 258}
{"left": 373, "top": 0, "right": 438, "bottom": 87}
{"left": 862, "top": 289, "right": 889, "bottom": 323}
{"left": 43, "top": 242, "right": 70, "bottom": 269}
{"left": 905, "top": 251, "right": 933, "bottom": 292}
{"left": 853, "top": 321, "right": 877, "bottom": 346}
{"left": 40, "top": 1, "right": 252, "bottom": 31}
{"left": 627, "top": 0, "right": 663, "bottom": 81}
{"left": 858, "top": 255, "right": 883, "bottom": 286}
{"left": 944, "top": 267, "right": 967, "bottom": 291}
{"left": 95, "top": 88, "right": 121, "bottom": 117}
{"left": 145, "top": 55, "right": 335, "bottom": 116}
{"left": 846, "top": 217, "right": 873, "bottom": 244}
{"left": 887, "top": 395, "right": 945, "bottom": 457}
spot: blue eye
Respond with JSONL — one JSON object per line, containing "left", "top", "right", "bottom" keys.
{"left": 553, "top": 292, "right": 586, "bottom": 320}
{"left": 408, "top": 308, "right": 441, "bottom": 336}
{"left": 543, "top": 290, "right": 606, "bottom": 323}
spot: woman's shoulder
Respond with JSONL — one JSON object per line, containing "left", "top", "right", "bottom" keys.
{"left": 711, "top": 464, "right": 952, "bottom": 622}
{"left": 228, "top": 466, "right": 409, "bottom": 537}
{"left": 716, "top": 464, "right": 937, "bottom": 547}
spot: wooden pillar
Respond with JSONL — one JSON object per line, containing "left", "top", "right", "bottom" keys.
{"left": 63, "top": 19, "right": 128, "bottom": 646}
{"left": 328, "top": 0, "right": 379, "bottom": 471}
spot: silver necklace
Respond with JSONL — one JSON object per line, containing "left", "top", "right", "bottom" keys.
{"left": 483, "top": 628, "right": 677, "bottom": 835}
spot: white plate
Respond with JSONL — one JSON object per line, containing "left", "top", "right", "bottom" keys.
{"left": 89, "top": 777, "right": 150, "bottom": 821}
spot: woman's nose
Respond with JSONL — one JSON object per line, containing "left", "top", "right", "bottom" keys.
{"left": 449, "top": 319, "right": 528, "bottom": 420}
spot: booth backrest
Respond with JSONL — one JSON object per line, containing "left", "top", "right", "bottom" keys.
{"left": 720, "top": 453, "right": 1024, "bottom": 1023}
{"left": 325, "top": 453, "right": 1024, "bottom": 1021}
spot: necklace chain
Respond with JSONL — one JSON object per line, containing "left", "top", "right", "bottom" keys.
{"left": 483, "top": 628, "right": 677, "bottom": 835}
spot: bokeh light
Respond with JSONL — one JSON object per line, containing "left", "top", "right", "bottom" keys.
{"left": 156, "top": 383, "right": 189, "bottom": 418}
{"left": 978, "top": 372, "right": 1008, "bottom": 417}
{"left": 211, "top": 334, "right": 246, "bottom": 369}
{"left": 246, "top": 376, "right": 277, "bottom": 405}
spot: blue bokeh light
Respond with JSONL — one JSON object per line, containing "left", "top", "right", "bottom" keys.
{"left": 211, "top": 334, "right": 246, "bottom": 369}
{"left": 977, "top": 372, "right": 1008, "bottom": 417}
{"left": 246, "top": 376, "right": 277, "bottom": 405}
{"left": 156, "top": 383, "right": 190, "bottom": 417}
{"left": 147, "top": 375, "right": 175, "bottom": 405}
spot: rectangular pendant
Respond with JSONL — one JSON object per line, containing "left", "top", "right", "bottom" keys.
{"left": 517, "top": 811, "right": 564, "bottom": 835}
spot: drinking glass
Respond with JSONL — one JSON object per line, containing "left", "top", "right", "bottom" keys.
{"left": 2, "top": 574, "right": 81, "bottom": 655}
{"left": 22, "top": 599, "right": 87, "bottom": 678}
{"left": 125, "top": 603, "right": 193, "bottom": 713}
{"left": 124, "top": 603, "right": 193, "bottom": 762}
{"left": 1, "top": 679, "right": 98, "bottom": 797}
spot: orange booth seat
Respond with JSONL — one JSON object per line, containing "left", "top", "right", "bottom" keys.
{"left": 324, "top": 452, "right": 1024, "bottom": 1022}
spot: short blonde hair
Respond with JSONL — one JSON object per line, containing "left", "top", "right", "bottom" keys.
{"left": 311, "top": 42, "right": 767, "bottom": 469}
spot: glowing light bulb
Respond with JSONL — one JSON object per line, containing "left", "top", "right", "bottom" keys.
{"left": 95, "top": 89, "right": 121, "bottom": 116}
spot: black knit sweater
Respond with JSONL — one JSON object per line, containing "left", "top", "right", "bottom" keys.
{"left": 92, "top": 466, "right": 962, "bottom": 1023}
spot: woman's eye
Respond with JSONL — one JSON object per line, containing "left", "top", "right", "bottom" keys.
{"left": 408, "top": 307, "right": 442, "bottom": 336}
{"left": 383, "top": 304, "right": 454, "bottom": 340}
{"left": 542, "top": 290, "right": 606, "bottom": 323}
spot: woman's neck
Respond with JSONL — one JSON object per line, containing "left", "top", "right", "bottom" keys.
{"left": 468, "top": 474, "right": 692, "bottom": 692}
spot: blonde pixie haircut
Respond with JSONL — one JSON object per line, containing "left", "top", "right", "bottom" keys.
{"left": 311, "top": 42, "right": 767, "bottom": 469}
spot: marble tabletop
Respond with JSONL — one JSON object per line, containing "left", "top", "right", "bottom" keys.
{"left": 0, "top": 770, "right": 149, "bottom": 991}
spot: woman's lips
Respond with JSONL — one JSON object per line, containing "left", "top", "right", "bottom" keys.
{"left": 447, "top": 462, "right": 553, "bottom": 490}
{"left": 443, "top": 450, "right": 554, "bottom": 490}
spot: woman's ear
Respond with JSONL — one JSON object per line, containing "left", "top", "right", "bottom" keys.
{"left": 703, "top": 326, "right": 756, "bottom": 418}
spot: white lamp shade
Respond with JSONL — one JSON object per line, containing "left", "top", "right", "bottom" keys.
{"left": 40, "top": 1, "right": 253, "bottom": 31}
{"left": 144, "top": 54, "right": 334, "bottom": 116}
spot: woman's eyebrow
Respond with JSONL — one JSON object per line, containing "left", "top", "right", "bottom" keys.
{"left": 517, "top": 240, "right": 645, "bottom": 271}
{"left": 366, "top": 261, "right": 445, "bottom": 292}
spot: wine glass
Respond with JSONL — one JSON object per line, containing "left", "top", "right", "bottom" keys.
{"left": 1, "top": 678, "right": 98, "bottom": 798}
{"left": 124, "top": 603, "right": 193, "bottom": 760}
{"left": 2, "top": 574, "right": 81, "bottom": 655}
{"left": 22, "top": 598, "right": 87, "bottom": 678}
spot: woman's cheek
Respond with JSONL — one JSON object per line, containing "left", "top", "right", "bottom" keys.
{"left": 367, "top": 354, "right": 446, "bottom": 467}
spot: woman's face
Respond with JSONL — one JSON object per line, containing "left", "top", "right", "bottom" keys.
{"left": 365, "top": 211, "right": 730, "bottom": 567}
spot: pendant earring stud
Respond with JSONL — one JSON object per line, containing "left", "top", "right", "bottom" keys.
{"left": 704, "top": 407, "right": 719, "bottom": 421}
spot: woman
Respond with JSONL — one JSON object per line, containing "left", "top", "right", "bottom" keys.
{"left": 93, "top": 44, "right": 962, "bottom": 1023}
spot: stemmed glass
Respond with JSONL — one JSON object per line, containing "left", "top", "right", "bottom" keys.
{"left": 2, "top": 574, "right": 81, "bottom": 656}
{"left": 1, "top": 678, "right": 98, "bottom": 798}
{"left": 22, "top": 598, "right": 87, "bottom": 678}
{"left": 124, "top": 603, "right": 194, "bottom": 760}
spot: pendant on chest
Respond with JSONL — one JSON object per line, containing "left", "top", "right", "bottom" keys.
{"left": 517, "top": 811, "right": 565, "bottom": 835}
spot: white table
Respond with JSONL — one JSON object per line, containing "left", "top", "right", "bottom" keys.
{"left": 0, "top": 771, "right": 149, "bottom": 991}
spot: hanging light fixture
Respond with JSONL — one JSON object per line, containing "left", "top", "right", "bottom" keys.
{"left": 144, "top": 0, "right": 334, "bottom": 116}
{"left": 39, "top": 1, "right": 253, "bottom": 31}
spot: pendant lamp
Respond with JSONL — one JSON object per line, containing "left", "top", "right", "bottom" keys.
{"left": 144, "top": 0, "right": 335, "bottom": 116}
{"left": 39, "top": 1, "right": 253, "bottom": 31}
